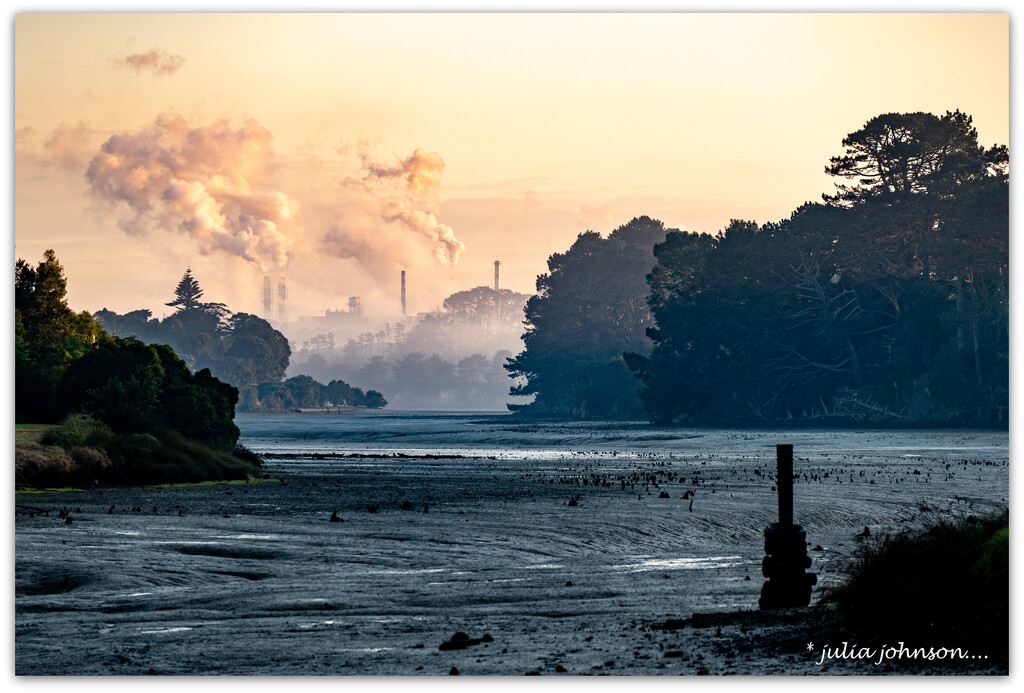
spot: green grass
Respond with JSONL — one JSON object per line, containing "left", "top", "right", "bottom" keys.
{"left": 15, "top": 487, "right": 86, "bottom": 495}
{"left": 15, "top": 424, "right": 49, "bottom": 442}
{"left": 37, "top": 416, "right": 106, "bottom": 449}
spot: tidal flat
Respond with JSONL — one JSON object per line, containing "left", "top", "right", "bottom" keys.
{"left": 15, "top": 413, "right": 1008, "bottom": 675}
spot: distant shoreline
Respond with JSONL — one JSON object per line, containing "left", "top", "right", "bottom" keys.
{"left": 238, "top": 406, "right": 364, "bottom": 415}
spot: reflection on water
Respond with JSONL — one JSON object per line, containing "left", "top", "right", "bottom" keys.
{"left": 613, "top": 556, "right": 744, "bottom": 572}
{"left": 236, "top": 411, "right": 1009, "bottom": 467}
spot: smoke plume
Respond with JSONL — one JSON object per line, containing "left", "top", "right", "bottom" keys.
{"left": 323, "top": 147, "right": 465, "bottom": 267}
{"left": 72, "top": 113, "right": 466, "bottom": 314}
{"left": 86, "top": 113, "right": 294, "bottom": 271}
{"left": 365, "top": 147, "right": 447, "bottom": 199}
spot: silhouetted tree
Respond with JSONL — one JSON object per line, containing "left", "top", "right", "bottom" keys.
{"left": 217, "top": 313, "right": 291, "bottom": 407}
{"left": 825, "top": 110, "right": 1007, "bottom": 206}
{"left": 630, "top": 111, "right": 1007, "bottom": 426}
{"left": 505, "top": 216, "right": 669, "bottom": 418}
{"left": 166, "top": 267, "right": 228, "bottom": 317}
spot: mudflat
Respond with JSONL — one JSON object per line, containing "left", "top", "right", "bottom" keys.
{"left": 15, "top": 415, "right": 1008, "bottom": 675}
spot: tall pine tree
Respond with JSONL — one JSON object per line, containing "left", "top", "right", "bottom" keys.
{"left": 166, "top": 268, "right": 228, "bottom": 317}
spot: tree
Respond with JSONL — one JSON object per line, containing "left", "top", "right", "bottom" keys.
{"left": 505, "top": 216, "right": 669, "bottom": 418}
{"left": 160, "top": 308, "right": 226, "bottom": 371}
{"left": 284, "top": 375, "right": 327, "bottom": 408}
{"left": 630, "top": 111, "right": 1007, "bottom": 426}
{"left": 58, "top": 337, "right": 240, "bottom": 448}
{"left": 15, "top": 250, "right": 106, "bottom": 421}
{"left": 362, "top": 390, "right": 387, "bottom": 408}
{"left": 61, "top": 338, "right": 165, "bottom": 433}
{"left": 443, "top": 286, "right": 531, "bottom": 322}
{"left": 325, "top": 379, "right": 358, "bottom": 406}
{"left": 216, "top": 313, "right": 292, "bottom": 409}
{"left": 825, "top": 110, "right": 1007, "bottom": 206}
{"left": 93, "top": 308, "right": 162, "bottom": 344}
{"left": 393, "top": 352, "right": 456, "bottom": 403}
{"left": 165, "top": 268, "right": 229, "bottom": 318}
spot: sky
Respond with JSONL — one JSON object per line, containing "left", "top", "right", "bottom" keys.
{"left": 12, "top": 11, "right": 1010, "bottom": 323}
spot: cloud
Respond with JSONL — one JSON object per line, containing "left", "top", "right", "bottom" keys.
{"left": 86, "top": 113, "right": 294, "bottom": 271}
{"left": 122, "top": 49, "right": 185, "bottom": 76}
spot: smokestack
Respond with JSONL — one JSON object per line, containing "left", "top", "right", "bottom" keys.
{"left": 277, "top": 276, "right": 287, "bottom": 324}
{"left": 494, "top": 260, "right": 501, "bottom": 292}
{"left": 401, "top": 270, "right": 407, "bottom": 315}
{"left": 262, "top": 276, "right": 273, "bottom": 318}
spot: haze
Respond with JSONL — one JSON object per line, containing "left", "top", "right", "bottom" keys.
{"left": 14, "top": 13, "right": 1008, "bottom": 321}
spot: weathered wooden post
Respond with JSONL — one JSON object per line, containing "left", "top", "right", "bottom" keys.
{"left": 759, "top": 444, "right": 816, "bottom": 609}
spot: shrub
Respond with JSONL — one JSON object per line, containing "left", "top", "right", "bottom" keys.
{"left": 825, "top": 511, "right": 1008, "bottom": 659}
{"left": 972, "top": 526, "right": 1009, "bottom": 587}
{"left": 232, "top": 443, "right": 264, "bottom": 470}
{"left": 68, "top": 446, "right": 113, "bottom": 479}
{"left": 102, "top": 427, "right": 261, "bottom": 485}
{"left": 15, "top": 443, "right": 75, "bottom": 487}
{"left": 38, "top": 416, "right": 93, "bottom": 449}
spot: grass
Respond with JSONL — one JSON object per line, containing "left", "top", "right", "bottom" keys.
{"left": 15, "top": 424, "right": 50, "bottom": 442}
{"left": 37, "top": 416, "right": 107, "bottom": 449}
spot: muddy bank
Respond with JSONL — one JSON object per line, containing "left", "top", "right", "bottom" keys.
{"left": 15, "top": 420, "right": 1008, "bottom": 675}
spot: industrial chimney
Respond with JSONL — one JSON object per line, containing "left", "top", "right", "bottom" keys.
{"left": 262, "top": 276, "right": 273, "bottom": 318}
{"left": 401, "top": 270, "right": 407, "bottom": 315}
{"left": 277, "top": 277, "right": 287, "bottom": 324}
{"left": 494, "top": 260, "right": 501, "bottom": 292}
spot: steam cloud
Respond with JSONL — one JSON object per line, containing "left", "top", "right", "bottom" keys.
{"left": 86, "top": 114, "right": 294, "bottom": 271}
{"left": 84, "top": 114, "right": 465, "bottom": 286}
{"left": 324, "top": 147, "right": 465, "bottom": 266}
{"left": 123, "top": 50, "right": 185, "bottom": 76}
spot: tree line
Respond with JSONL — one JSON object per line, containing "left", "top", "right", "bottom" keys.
{"left": 510, "top": 111, "right": 1008, "bottom": 426}
{"left": 94, "top": 269, "right": 385, "bottom": 412}
{"left": 295, "top": 350, "right": 518, "bottom": 411}
{"left": 290, "top": 285, "right": 530, "bottom": 410}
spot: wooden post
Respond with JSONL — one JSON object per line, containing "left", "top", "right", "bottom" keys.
{"left": 777, "top": 444, "right": 793, "bottom": 529}
{"left": 760, "top": 443, "right": 815, "bottom": 609}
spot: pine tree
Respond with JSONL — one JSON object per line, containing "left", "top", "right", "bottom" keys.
{"left": 166, "top": 268, "right": 205, "bottom": 311}
{"left": 165, "top": 268, "right": 228, "bottom": 317}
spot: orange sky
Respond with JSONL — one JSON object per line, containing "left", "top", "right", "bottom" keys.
{"left": 13, "top": 12, "right": 1009, "bottom": 321}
